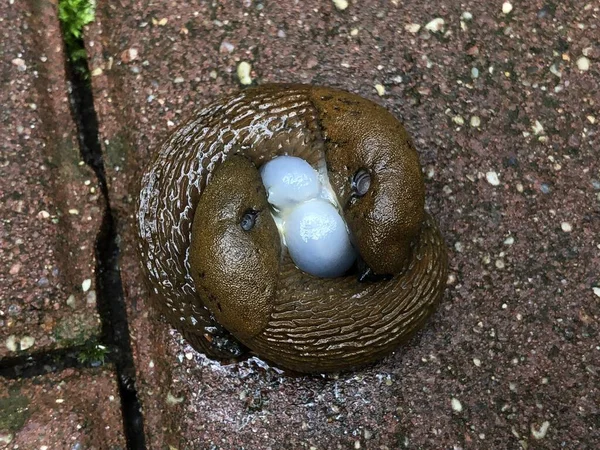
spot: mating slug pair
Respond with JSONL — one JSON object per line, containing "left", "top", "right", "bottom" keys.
{"left": 136, "top": 84, "right": 448, "bottom": 373}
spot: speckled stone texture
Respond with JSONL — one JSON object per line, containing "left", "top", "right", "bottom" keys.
{"left": 0, "top": 368, "right": 126, "bottom": 448}
{"left": 86, "top": 0, "right": 598, "bottom": 448}
{"left": 0, "top": 0, "right": 103, "bottom": 357}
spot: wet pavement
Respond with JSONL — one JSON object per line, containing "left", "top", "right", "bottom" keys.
{"left": 1, "top": 0, "right": 102, "bottom": 360}
{"left": 2, "top": 0, "right": 599, "bottom": 449}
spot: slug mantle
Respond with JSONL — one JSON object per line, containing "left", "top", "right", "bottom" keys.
{"left": 136, "top": 84, "right": 448, "bottom": 373}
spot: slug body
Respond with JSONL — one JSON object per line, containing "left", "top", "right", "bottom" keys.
{"left": 137, "top": 84, "right": 447, "bottom": 373}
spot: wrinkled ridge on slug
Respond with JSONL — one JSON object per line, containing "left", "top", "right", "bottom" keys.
{"left": 244, "top": 214, "right": 446, "bottom": 373}
{"left": 136, "top": 84, "right": 448, "bottom": 371}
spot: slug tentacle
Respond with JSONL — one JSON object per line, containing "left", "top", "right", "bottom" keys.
{"left": 136, "top": 84, "right": 448, "bottom": 372}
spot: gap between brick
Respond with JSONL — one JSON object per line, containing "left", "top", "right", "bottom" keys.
{"left": 62, "top": 25, "right": 147, "bottom": 450}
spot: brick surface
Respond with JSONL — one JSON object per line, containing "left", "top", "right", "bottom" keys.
{"left": 1, "top": 0, "right": 103, "bottom": 357}
{"left": 0, "top": 368, "right": 126, "bottom": 448}
{"left": 87, "top": 1, "right": 599, "bottom": 448}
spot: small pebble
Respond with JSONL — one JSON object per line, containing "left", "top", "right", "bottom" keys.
{"left": 495, "top": 259, "right": 505, "bottom": 269}
{"left": 19, "top": 336, "right": 35, "bottom": 351}
{"left": 560, "top": 222, "right": 572, "bottom": 232}
{"left": 576, "top": 56, "right": 590, "bottom": 71}
{"left": 173, "top": 76, "right": 184, "bottom": 83}
{"left": 86, "top": 290, "right": 97, "bottom": 306}
{"left": 11, "top": 58, "right": 26, "bottom": 71}
{"left": 425, "top": 18, "right": 445, "bottom": 32}
{"left": 451, "top": 398, "right": 463, "bottom": 412}
{"left": 166, "top": 392, "right": 185, "bottom": 405}
{"left": 531, "top": 421, "right": 550, "bottom": 440}
{"left": 66, "top": 294, "right": 77, "bottom": 308}
{"left": 219, "top": 40, "right": 234, "bottom": 54}
{"left": 592, "top": 287, "right": 600, "bottom": 298}
{"left": 121, "top": 48, "right": 139, "bottom": 63}
{"left": 374, "top": 84, "right": 385, "bottom": 96}
{"left": 471, "top": 67, "right": 479, "bottom": 79}
{"left": 405, "top": 23, "right": 421, "bottom": 33}
{"left": 91, "top": 67, "right": 103, "bottom": 76}
{"left": 503, "top": 236, "right": 515, "bottom": 246}
{"left": 452, "top": 115, "right": 465, "bottom": 126}
{"left": 473, "top": 358, "right": 481, "bottom": 366}
{"left": 82, "top": 278, "right": 92, "bottom": 292}
{"left": 5, "top": 335, "right": 18, "bottom": 352}
{"left": 470, "top": 116, "right": 481, "bottom": 127}
{"left": 9, "top": 263, "right": 21, "bottom": 275}
{"left": 502, "top": 2, "right": 513, "bottom": 15}
{"left": 237, "top": 61, "right": 253, "bottom": 85}
{"left": 461, "top": 11, "right": 473, "bottom": 21}
{"left": 532, "top": 120, "right": 544, "bottom": 135}
{"left": 332, "top": 0, "right": 349, "bottom": 11}
{"left": 486, "top": 171, "right": 500, "bottom": 186}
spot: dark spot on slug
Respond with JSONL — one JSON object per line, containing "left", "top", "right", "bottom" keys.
{"left": 241, "top": 209, "right": 258, "bottom": 231}
{"left": 352, "top": 169, "right": 371, "bottom": 197}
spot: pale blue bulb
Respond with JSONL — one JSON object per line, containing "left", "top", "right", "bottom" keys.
{"left": 260, "top": 156, "right": 320, "bottom": 210}
{"left": 284, "top": 200, "right": 356, "bottom": 278}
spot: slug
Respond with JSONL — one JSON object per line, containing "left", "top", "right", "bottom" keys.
{"left": 136, "top": 84, "right": 448, "bottom": 373}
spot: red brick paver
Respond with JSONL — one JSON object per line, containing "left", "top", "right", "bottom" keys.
{"left": 85, "top": 1, "right": 599, "bottom": 448}
{"left": 1, "top": 0, "right": 103, "bottom": 357}
{"left": 0, "top": 368, "right": 126, "bottom": 448}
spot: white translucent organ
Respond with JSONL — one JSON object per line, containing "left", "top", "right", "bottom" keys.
{"left": 284, "top": 200, "right": 356, "bottom": 277}
{"left": 260, "top": 156, "right": 357, "bottom": 278}
{"left": 260, "top": 155, "right": 320, "bottom": 210}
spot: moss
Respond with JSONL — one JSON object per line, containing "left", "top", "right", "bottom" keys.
{"left": 103, "top": 132, "right": 132, "bottom": 172}
{"left": 53, "top": 312, "right": 100, "bottom": 347}
{"left": 77, "top": 341, "right": 109, "bottom": 365}
{"left": 58, "top": 0, "right": 96, "bottom": 76}
{"left": 0, "top": 392, "right": 30, "bottom": 433}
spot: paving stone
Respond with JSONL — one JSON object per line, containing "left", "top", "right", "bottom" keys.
{"left": 87, "top": 0, "right": 599, "bottom": 448}
{"left": 0, "top": 0, "right": 104, "bottom": 358}
{"left": 0, "top": 368, "right": 126, "bottom": 449}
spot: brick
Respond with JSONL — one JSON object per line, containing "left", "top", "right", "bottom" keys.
{"left": 87, "top": 1, "right": 599, "bottom": 448}
{"left": 0, "top": 0, "right": 104, "bottom": 357}
{"left": 0, "top": 368, "right": 125, "bottom": 449}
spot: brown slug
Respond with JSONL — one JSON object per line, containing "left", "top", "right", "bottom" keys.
{"left": 136, "top": 84, "right": 448, "bottom": 373}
